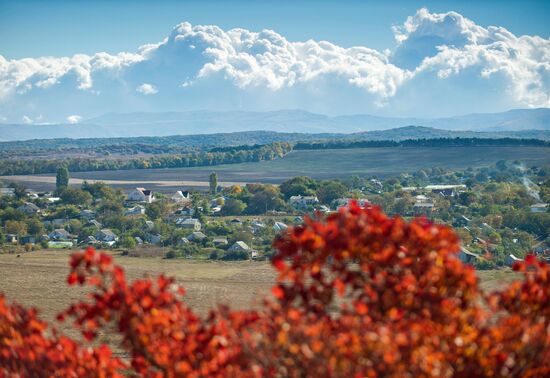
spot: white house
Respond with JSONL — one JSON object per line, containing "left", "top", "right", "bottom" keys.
{"left": 272, "top": 222, "right": 288, "bottom": 232}
{"left": 171, "top": 190, "right": 191, "bottom": 204}
{"left": 289, "top": 195, "right": 319, "bottom": 209}
{"left": 127, "top": 188, "right": 155, "bottom": 203}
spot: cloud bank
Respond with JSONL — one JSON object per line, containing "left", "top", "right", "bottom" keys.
{"left": 0, "top": 8, "right": 548, "bottom": 123}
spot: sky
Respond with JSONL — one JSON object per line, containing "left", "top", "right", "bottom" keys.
{"left": 0, "top": 0, "right": 549, "bottom": 123}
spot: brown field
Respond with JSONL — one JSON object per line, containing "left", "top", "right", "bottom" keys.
{"left": 0, "top": 249, "right": 520, "bottom": 322}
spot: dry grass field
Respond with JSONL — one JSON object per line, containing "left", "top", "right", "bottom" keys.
{"left": 0, "top": 249, "right": 520, "bottom": 350}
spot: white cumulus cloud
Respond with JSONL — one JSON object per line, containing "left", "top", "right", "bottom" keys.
{"left": 0, "top": 8, "right": 548, "bottom": 121}
{"left": 136, "top": 83, "right": 158, "bottom": 95}
{"left": 66, "top": 115, "right": 82, "bottom": 124}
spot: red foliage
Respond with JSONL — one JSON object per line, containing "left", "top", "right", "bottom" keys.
{"left": 1, "top": 203, "right": 549, "bottom": 377}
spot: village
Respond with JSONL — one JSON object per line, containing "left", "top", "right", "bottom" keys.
{"left": 0, "top": 161, "right": 548, "bottom": 268}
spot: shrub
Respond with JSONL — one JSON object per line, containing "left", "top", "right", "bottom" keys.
{"left": 1, "top": 203, "right": 549, "bottom": 376}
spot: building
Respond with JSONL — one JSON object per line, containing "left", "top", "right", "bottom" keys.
{"left": 213, "top": 237, "right": 228, "bottom": 246}
{"left": 127, "top": 188, "right": 155, "bottom": 203}
{"left": 145, "top": 233, "right": 162, "bottom": 245}
{"left": 530, "top": 203, "right": 548, "bottom": 213}
{"left": 79, "top": 210, "right": 96, "bottom": 220}
{"left": 272, "top": 222, "right": 288, "bottom": 232}
{"left": 426, "top": 185, "right": 465, "bottom": 197}
{"left": 96, "top": 229, "right": 118, "bottom": 243}
{"left": 187, "top": 231, "right": 207, "bottom": 242}
{"left": 124, "top": 205, "right": 146, "bottom": 216}
{"left": 228, "top": 241, "right": 250, "bottom": 251}
{"left": 413, "top": 202, "right": 434, "bottom": 216}
{"left": 17, "top": 202, "right": 40, "bottom": 215}
{"left": 170, "top": 190, "right": 191, "bottom": 204}
{"left": 0, "top": 188, "right": 15, "bottom": 197}
{"left": 176, "top": 218, "right": 201, "bottom": 231}
{"left": 458, "top": 247, "right": 481, "bottom": 264}
{"left": 289, "top": 195, "right": 319, "bottom": 209}
{"left": 85, "top": 220, "right": 103, "bottom": 229}
{"left": 48, "top": 229, "right": 74, "bottom": 242}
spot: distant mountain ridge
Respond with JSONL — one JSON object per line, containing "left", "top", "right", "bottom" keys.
{"left": 0, "top": 108, "right": 549, "bottom": 141}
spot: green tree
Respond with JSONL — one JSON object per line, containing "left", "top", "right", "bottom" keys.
{"left": 27, "top": 218, "right": 45, "bottom": 237}
{"left": 220, "top": 198, "right": 246, "bottom": 216}
{"left": 209, "top": 172, "right": 218, "bottom": 194}
{"left": 316, "top": 181, "right": 347, "bottom": 205}
{"left": 279, "top": 176, "right": 318, "bottom": 200}
{"left": 60, "top": 188, "right": 93, "bottom": 206}
{"left": 118, "top": 235, "right": 137, "bottom": 249}
{"left": 56, "top": 166, "right": 69, "bottom": 193}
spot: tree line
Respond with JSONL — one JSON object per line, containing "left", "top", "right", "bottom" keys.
{"left": 294, "top": 137, "right": 550, "bottom": 150}
{"left": 0, "top": 142, "right": 292, "bottom": 175}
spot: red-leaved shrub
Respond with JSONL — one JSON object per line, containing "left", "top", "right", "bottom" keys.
{"left": 1, "top": 204, "right": 549, "bottom": 377}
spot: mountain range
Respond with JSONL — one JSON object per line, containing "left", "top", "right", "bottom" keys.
{"left": 0, "top": 108, "right": 548, "bottom": 142}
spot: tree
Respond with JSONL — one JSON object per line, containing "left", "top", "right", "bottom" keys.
{"left": 5, "top": 220, "right": 27, "bottom": 236}
{"left": 1, "top": 205, "right": 550, "bottom": 376}
{"left": 209, "top": 172, "right": 218, "bottom": 194}
{"left": 55, "top": 166, "right": 69, "bottom": 193}
{"left": 27, "top": 218, "right": 45, "bottom": 237}
{"left": 220, "top": 198, "right": 246, "bottom": 215}
{"left": 279, "top": 176, "right": 318, "bottom": 200}
{"left": 246, "top": 185, "right": 284, "bottom": 214}
{"left": 60, "top": 188, "right": 92, "bottom": 206}
{"left": 316, "top": 180, "right": 347, "bottom": 205}
{"left": 118, "top": 235, "right": 136, "bottom": 249}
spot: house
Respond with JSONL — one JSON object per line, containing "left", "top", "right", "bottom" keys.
{"left": 170, "top": 190, "right": 191, "bottom": 204}
{"left": 530, "top": 203, "right": 548, "bottom": 213}
{"left": 146, "top": 233, "right": 162, "bottom": 245}
{"left": 134, "top": 237, "right": 144, "bottom": 245}
{"left": 127, "top": 187, "right": 155, "bottom": 203}
{"left": 176, "top": 218, "right": 201, "bottom": 231}
{"left": 144, "top": 220, "right": 155, "bottom": 231}
{"left": 413, "top": 202, "right": 434, "bottom": 216}
{"left": 79, "top": 210, "right": 96, "bottom": 220}
{"left": 124, "top": 205, "right": 145, "bottom": 216}
{"left": 426, "top": 185, "right": 465, "bottom": 197}
{"left": 228, "top": 241, "right": 250, "bottom": 252}
{"left": 316, "top": 205, "right": 331, "bottom": 213}
{"left": 177, "top": 237, "right": 190, "bottom": 245}
{"left": 335, "top": 198, "right": 370, "bottom": 209}
{"left": 251, "top": 220, "right": 266, "bottom": 234}
{"left": 84, "top": 236, "right": 99, "bottom": 245}
{"left": 48, "top": 229, "right": 74, "bottom": 241}
{"left": 20, "top": 236, "right": 36, "bottom": 245}
{"left": 458, "top": 247, "right": 481, "bottom": 264}
{"left": 249, "top": 250, "right": 259, "bottom": 260}
{"left": 272, "top": 222, "right": 288, "bottom": 232}
{"left": 85, "top": 220, "right": 103, "bottom": 229}
{"left": 5, "top": 234, "right": 18, "bottom": 244}
{"left": 96, "top": 229, "right": 118, "bottom": 243}
{"left": 506, "top": 254, "right": 524, "bottom": 267}
{"left": 0, "top": 188, "right": 15, "bottom": 197}
{"left": 17, "top": 202, "right": 40, "bottom": 215}
{"left": 187, "top": 231, "right": 207, "bottom": 242}
{"left": 289, "top": 195, "right": 319, "bottom": 209}
{"left": 213, "top": 237, "right": 228, "bottom": 246}
{"left": 230, "top": 218, "right": 243, "bottom": 225}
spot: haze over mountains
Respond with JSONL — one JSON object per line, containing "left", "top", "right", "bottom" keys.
{"left": 0, "top": 108, "right": 548, "bottom": 142}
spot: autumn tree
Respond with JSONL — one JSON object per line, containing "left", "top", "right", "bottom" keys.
{"left": 1, "top": 203, "right": 549, "bottom": 377}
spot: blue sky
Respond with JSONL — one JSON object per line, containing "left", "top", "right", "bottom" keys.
{"left": 1, "top": 0, "right": 548, "bottom": 58}
{"left": 0, "top": 1, "right": 549, "bottom": 123}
